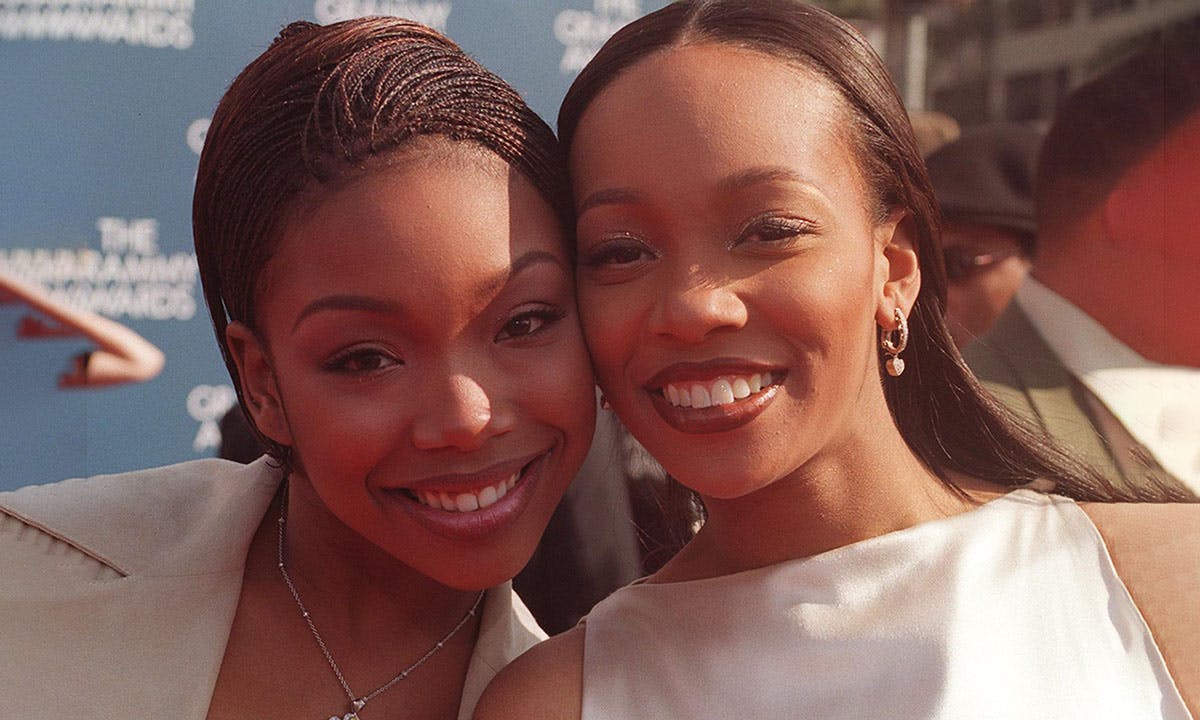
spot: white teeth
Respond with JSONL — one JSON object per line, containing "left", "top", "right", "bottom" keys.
{"left": 711, "top": 379, "right": 735, "bottom": 405}
{"left": 477, "top": 485, "right": 499, "bottom": 509}
{"left": 662, "top": 372, "right": 779, "bottom": 409}
{"left": 413, "top": 470, "right": 523, "bottom": 512}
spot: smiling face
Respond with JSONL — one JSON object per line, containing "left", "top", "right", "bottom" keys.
{"left": 570, "top": 43, "right": 913, "bottom": 500}
{"left": 229, "top": 140, "right": 595, "bottom": 589}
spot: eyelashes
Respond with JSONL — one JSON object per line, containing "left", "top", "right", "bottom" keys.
{"left": 734, "top": 215, "right": 817, "bottom": 248}
{"left": 579, "top": 213, "right": 819, "bottom": 271}
{"left": 496, "top": 304, "right": 567, "bottom": 341}
{"left": 323, "top": 346, "right": 403, "bottom": 374}
{"left": 579, "top": 236, "right": 657, "bottom": 270}
{"left": 320, "top": 304, "right": 569, "bottom": 376}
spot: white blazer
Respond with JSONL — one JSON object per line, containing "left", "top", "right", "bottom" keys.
{"left": 0, "top": 457, "right": 544, "bottom": 719}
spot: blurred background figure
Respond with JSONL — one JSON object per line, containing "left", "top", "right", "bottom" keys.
{"left": 909, "top": 110, "right": 962, "bottom": 157}
{"left": 1, "top": 270, "right": 164, "bottom": 389}
{"left": 926, "top": 122, "right": 1041, "bottom": 348}
{"left": 966, "top": 28, "right": 1200, "bottom": 497}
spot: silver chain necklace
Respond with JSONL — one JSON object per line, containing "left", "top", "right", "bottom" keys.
{"left": 276, "top": 488, "right": 485, "bottom": 720}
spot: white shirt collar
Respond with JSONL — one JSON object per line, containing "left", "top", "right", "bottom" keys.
{"left": 1016, "top": 278, "right": 1200, "bottom": 491}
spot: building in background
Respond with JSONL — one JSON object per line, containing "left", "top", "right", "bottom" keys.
{"left": 920, "top": 0, "right": 1199, "bottom": 124}
{"left": 829, "top": 0, "right": 1198, "bottom": 125}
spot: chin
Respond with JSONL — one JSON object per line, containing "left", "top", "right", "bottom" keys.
{"left": 422, "top": 553, "right": 529, "bottom": 592}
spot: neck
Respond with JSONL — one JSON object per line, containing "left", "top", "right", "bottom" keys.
{"left": 279, "top": 475, "right": 480, "bottom": 641}
{"left": 1034, "top": 230, "right": 1199, "bottom": 368}
{"left": 668, "top": 411, "right": 980, "bottom": 581}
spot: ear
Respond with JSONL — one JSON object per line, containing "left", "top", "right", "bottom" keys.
{"left": 224, "top": 321, "right": 293, "bottom": 447}
{"left": 873, "top": 210, "right": 922, "bottom": 328}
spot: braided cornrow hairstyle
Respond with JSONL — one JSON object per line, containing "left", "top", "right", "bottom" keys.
{"left": 194, "top": 17, "right": 569, "bottom": 472}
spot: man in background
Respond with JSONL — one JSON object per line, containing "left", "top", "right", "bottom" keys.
{"left": 926, "top": 123, "right": 1041, "bottom": 348}
{"left": 965, "top": 29, "right": 1200, "bottom": 497}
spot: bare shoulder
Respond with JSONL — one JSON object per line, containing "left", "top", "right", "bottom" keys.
{"left": 1081, "top": 501, "right": 1200, "bottom": 713}
{"left": 473, "top": 625, "right": 585, "bottom": 720}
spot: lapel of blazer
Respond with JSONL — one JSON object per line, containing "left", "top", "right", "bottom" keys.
{"left": 0, "top": 458, "right": 281, "bottom": 718}
{"left": 968, "top": 304, "right": 1189, "bottom": 496}
{"left": 967, "top": 305, "right": 1123, "bottom": 480}
{"left": 456, "top": 582, "right": 547, "bottom": 720}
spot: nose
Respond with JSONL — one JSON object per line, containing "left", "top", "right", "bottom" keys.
{"left": 410, "top": 373, "right": 515, "bottom": 451}
{"left": 649, "top": 267, "right": 748, "bottom": 344}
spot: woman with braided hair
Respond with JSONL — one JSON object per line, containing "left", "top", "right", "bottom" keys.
{"left": 0, "top": 18, "right": 595, "bottom": 719}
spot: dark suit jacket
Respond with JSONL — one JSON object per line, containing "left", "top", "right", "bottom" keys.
{"left": 964, "top": 303, "right": 1190, "bottom": 498}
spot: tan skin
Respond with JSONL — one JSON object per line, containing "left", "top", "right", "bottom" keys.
{"left": 0, "top": 271, "right": 165, "bottom": 388}
{"left": 941, "top": 222, "right": 1032, "bottom": 348}
{"left": 1034, "top": 113, "right": 1200, "bottom": 368}
{"left": 205, "top": 141, "right": 596, "bottom": 719}
{"left": 474, "top": 43, "right": 1199, "bottom": 720}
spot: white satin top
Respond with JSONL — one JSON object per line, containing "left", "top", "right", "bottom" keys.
{"left": 581, "top": 490, "right": 1191, "bottom": 719}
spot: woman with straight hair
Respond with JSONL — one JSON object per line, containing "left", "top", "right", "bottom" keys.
{"left": 0, "top": 17, "right": 596, "bottom": 719}
{"left": 476, "top": 2, "right": 1199, "bottom": 718}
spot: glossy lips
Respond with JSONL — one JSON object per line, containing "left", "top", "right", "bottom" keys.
{"left": 390, "top": 452, "right": 548, "bottom": 541}
{"left": 647, "top": 365, "right": 786, "bottom": 434}
{"left": 413, "top": 472, "right": 520, "bottom": 512}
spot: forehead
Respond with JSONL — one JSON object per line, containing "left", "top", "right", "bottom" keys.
{"left": 255, "top": 142, "right": 565, "bottom": 325}
{"left": 570, "top": 42, "right": 856, "bottom": 190}
{"left": 282, "top": 144, "right": 517, "bottom": 263}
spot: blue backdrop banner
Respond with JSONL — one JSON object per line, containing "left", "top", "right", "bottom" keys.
{"left": 0, "top": 0, "right": 667, "bottom": 490}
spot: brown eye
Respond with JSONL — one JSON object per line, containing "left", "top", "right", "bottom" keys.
{"left": 737, "top": 217, "right": 814, "bottom": 247}
{"left": 324, "top": 348, "right": 402, "bottom": 374}
{"left": 581, "top": 238, "right": 656, "bottom": 268}
{"left": 502, "top": 315, "right": 543, "bottom": 338}
{"left": 496, "top": 307, "right": 566, "bottom": 342}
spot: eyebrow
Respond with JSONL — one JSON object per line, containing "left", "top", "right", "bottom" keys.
{"left": 716, "top": 166, "right": 812, "bottom": 194}
{"left": 292, "top": 295, "right": 399, "bottom": 332}
{"left": 577, "top": 188, "right": 645, "bottom": 216}
{"left": 577, "top": 166, "right": 817, "bottom": 217}
{"left": 472, "top": 249, "right": 567, "bottom": 298}
{"left": 290, "top": 249, "right": 566, "bottom": 332}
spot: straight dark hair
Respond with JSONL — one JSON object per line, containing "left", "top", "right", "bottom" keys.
{"left": 559, "top": 0, "right": 1193, "bottom": 506}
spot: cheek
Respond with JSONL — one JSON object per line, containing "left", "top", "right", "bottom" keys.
{"left": 577, "top": 287, "right": 634, "bottom": 377}
{"left": 287, "top": 385, "right": 399, "bottom": 466}
{"left": 978, "top": 259, "right": 1029, "bottom": 305}
{"left": 520, "top": 327, "right": 597, "bottom": 428}
{"left": 759, "top": 260, "right": 876, "bottom": 354}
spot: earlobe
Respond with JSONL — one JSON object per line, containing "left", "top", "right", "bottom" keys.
{"left": 874, "top": 211, "right": 922, "bottom": 326}
{"left": 225, "top": 321, "right": 293, "bottom": 446}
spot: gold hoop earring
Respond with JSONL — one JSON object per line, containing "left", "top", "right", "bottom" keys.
{"left": 880, "top": 307, "right": 909, "bottom": 377}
